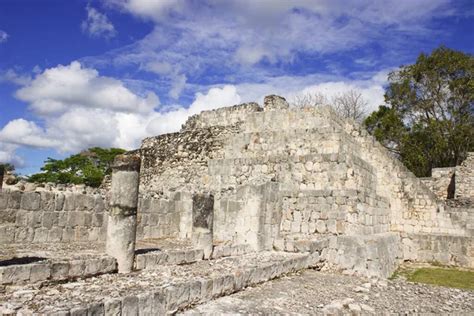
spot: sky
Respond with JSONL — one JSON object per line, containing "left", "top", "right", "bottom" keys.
{"left": 0, "top": 0, "right": 473, "bottom": 175}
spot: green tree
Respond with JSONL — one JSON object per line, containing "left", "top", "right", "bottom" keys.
{"left": 364, "top": 46, "right": 474, "bottom": 177}
{"left": 28, "top": 147, "right": 126, "bottom": 187}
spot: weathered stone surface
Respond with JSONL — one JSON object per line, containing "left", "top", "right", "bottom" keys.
{"left": 106, "top": 153, "right": 141, "bottom": 273}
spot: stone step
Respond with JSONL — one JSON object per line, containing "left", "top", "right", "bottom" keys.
{"left": 1, "top": 251, "right": 321, "bottom": 315}
{"left": 0, "top": 255, "right": 116, "bottom": 286}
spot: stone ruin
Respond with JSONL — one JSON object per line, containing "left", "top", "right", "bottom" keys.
{"left": 0, "top": 95, "right": 473, "bottom": 314}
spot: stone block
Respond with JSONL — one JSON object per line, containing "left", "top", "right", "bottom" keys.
{"left": 33, "top": 228, "right": 49, "bottom": 243}
{"left": 40, "top": 191, "right": 55, "bottom": 212}
{"left": 29, "top": 263, "right": 51, "bottom": 283}
{"left": 84, "top": 259, "right": 101, "bottom": 276}
{"left": 7, "top": 191, "right": 22, "bottom": 208}
{"left": 104, "top": 298, "right": 121, "bottom": 316}
{"left": 42, "top": 212, "right": 55, "bottom": 228}
{"left": 20, "top": 192, "right": 40, "bottom": 210}
{"left": 199, "top": 278, "right": 213, "bottom": 301}
{"left": 70, "top": 307, "right": 88, "bottom": 316}
{"left": 137, "top": 292, "right": 154, "bottom": 316}
{"left": 152, "top": 290, "right": 166, "bottom": 314}
{"left": 14, "top": 227, "right": 34, "bottom": 243}
{"left": 51, "top": 262, "right": 70, "bottom": 280}
{"left": 188, "top": 280, "right": 202, "bottom": 303}
{"left": 64, "top": 194, "right": 76, "bottom": 211}
{"left": 135, "top": 255, "right": 146, "bottom": 270}
{"left": 48, "top": 227, "right": 63, "bottom": 242}
{"left": 91, "top": 213, "right": 104, "bottom": 227}
{"left": 87, "top": 302, "right": 104, "bottom": 316}
{"left": 0, "top": 192, "right": 8, "bottom": 209}
{"left": 0, "top": 265, "right": 30, "bottom": 284}
{"left": 121, "top": 296, "right": 139, "bottom": 316}
{"left": 69, "top": 260, "right": 85, "bottom": 278}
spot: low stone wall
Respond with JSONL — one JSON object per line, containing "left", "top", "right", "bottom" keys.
{"left": 322, "top": 232, "right": 402, "bottom": 278}
{"left": 0, "top": 189, "right": 106, "bottom": 244}
{"left": 402, "top": 233, "right": 474, "bottom": 268}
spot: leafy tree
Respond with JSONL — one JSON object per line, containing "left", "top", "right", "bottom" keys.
{"left": 365, "top": 46, "right": 474, "bottom": 176}
{"left": 28, "top": 147, "right": 126, "bottom": 187}
{"left": 1, "top": 163, "right": 15, "bottom": 172}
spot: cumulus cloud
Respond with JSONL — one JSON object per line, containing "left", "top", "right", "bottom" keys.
{"left": 0, "top": 30, "right": 8, "bottom": 43}
{"left": 81, "top": 6, "right": 116, "bottom": 39}
{"left": 16, "top": 61, "right": 158, "bottom": 116}
{"left": 0, "top": 65, "right": 241, "bottom": 161}
{"left": 0, "top": 119, "right": 59, "bottom": 148}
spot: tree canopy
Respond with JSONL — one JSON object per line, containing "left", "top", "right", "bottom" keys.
{"left": 28, "top": 147, "right": 126, "bottom": 187}
{"left": 364, "top": 46, "right": 473, "bottom": 176}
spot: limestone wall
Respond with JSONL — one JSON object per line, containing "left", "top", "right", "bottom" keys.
{"left": 140, "top": 126, "right": 239, "bottom": 196}
{"left": 420, "top": 167, "right": 456, "bottom": 200}
{"left": 0, "top": 189, "right": 106, "bottom": 244}
{"left": 402, "top": 233, "right": 473, "bottom": 268}
{"left": 456, "top": 152, "right": 474, "bottom": 199}
{"left": 136, "top": 193, "right": 189, "bottom": 240}
{"left": 181, "top": 102, "right": 261, "bottom": 131}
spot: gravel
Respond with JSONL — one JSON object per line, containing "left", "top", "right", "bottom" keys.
{"left": 182, "top": 269, "right": 474, "bottom": 315}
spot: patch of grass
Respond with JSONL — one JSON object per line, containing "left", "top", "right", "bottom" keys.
{"left": 406, "top": 267, "right": 474, "bottom": 290}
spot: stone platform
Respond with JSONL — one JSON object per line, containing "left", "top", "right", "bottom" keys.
{"left": 0, "top": 251, "right": 320, "bottom": 315}
{"left": 0, "top": 238, "right": 207, "bottom": 286}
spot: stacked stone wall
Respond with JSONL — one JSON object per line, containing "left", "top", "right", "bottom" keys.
{"left": 140, "top": 126, "right": 239, "bottom": 196}
{"left": 420, "top": 167, "right": 456, "bottom": 200}
{"left": 136, "top": 193, "right": 189, "bottom": 240}
{"left": 181, "top": 102, "right": 261, "bottom": 131}
{"left": 456, "top": 152, "right": 474, "bottom": 199}
{"left": 0, "top": 189, "right": 106, "bottom": 244}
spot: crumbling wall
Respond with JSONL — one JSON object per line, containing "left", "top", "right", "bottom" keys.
{"left": 456, "top": 152, "right": 474, "bottom": 199}
{"left": 140, "top": 126, "right": 239, "bottom": 196}
{"left": 181, "top": 102, "right": 261, "bottom": 131}
{"left": 420, "top": 167, "right": 456, "bottom": 200}
{"left": 0, "top": 189, "right": 106, "bottom": 244}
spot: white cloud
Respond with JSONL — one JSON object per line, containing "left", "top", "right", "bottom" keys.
{"left": 0, "top": 119, "right": 59, "bottom": 148}
{"left": 0, "top": 30, "right": 8, "bottom": 43}
{"left": 146, "top": 85, "right": 241, "bottom": 135}
{"left": 0, "top": 69, "right": 32, "bottom": 86}
{"left": 0, "top": 143, "right": 23, "bottom": 167}
{"left": 16, "top": 61, "right": 158, "bottom": 116}
{"left": 101, "top": 0, "right": 452, "bottom": 69}
{"left": 81, "top": 6, "right": 117, "bottom": 39}
{"left": 0, "top": 68, "right": 241, "bottom": 162}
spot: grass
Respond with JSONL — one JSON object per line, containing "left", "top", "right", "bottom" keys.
{"left": 393, "top": 266, "right": 474, "bottom": 290}
{"left": 407, "top": 268, "right": 474, "bottom": 290}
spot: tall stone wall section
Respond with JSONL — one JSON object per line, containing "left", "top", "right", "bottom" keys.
{"left": 456, "top": 152, "right": 474, "bottom": 199}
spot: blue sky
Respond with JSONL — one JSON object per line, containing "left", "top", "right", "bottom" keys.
{"left": 0, "top": 0, "right": 473, "bottom": 175}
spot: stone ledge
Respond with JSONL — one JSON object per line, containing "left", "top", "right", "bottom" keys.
{"left": 0, "top": 256, "right": 116, "bottom": 285}
{"left": 3, "top": 252, "right": 321, "bottom": 315}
